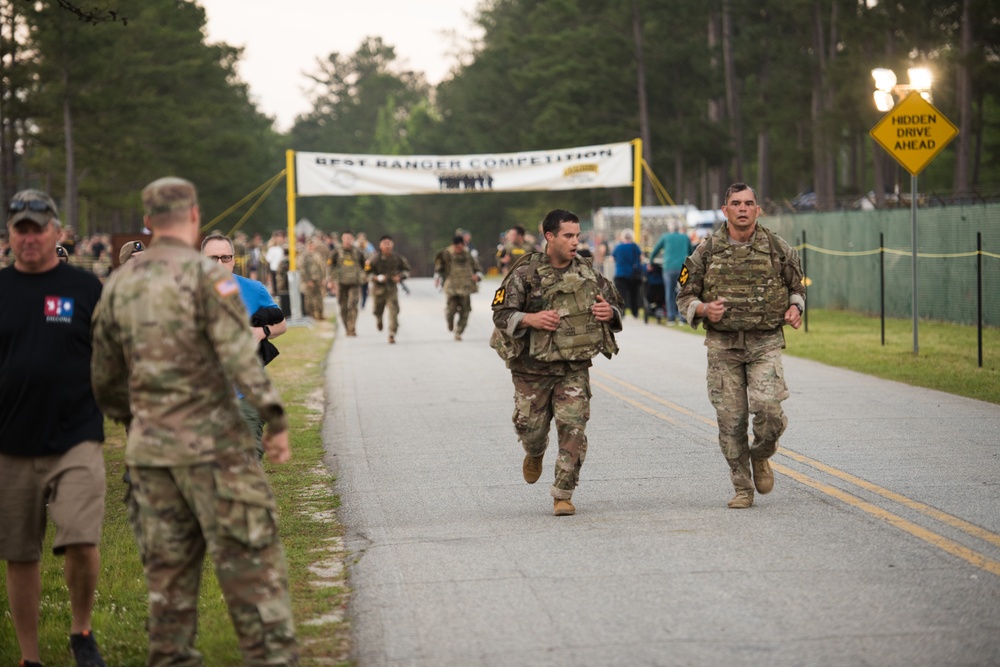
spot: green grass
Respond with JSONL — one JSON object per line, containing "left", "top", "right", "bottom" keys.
{"left": 1, "top": 321, "right": 350, "bottom": 666}
{"left": 674, "top": 308, "right": 1000, "bottom": 405}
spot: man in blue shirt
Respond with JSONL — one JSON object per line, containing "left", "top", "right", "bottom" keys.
{"left": 649, "top": 222, "right": 694, "bottom": 324}
{"left": 202, "top": 234, "right": 286, "bottom": 458}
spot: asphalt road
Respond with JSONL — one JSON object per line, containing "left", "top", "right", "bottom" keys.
{"left": 322, "top": 276, "right": 1000, "bottom": 667}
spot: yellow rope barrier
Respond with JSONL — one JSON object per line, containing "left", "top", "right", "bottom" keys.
{"left": 791, "top": 242, "right": 999, "bottom": 259}
{"left": 200, "top": 169, "right": 286, "bottom": 233}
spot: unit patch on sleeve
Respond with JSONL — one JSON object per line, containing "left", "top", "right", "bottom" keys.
{"left": 492, "top": 287, "right": 506, "bottom": 306}
{"left": 678, "top": 266, "right": 689, "bottom": 286}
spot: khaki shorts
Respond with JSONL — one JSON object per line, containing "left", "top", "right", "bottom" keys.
{"left": 0, "top": 441, "right": 106, "bottom": 561}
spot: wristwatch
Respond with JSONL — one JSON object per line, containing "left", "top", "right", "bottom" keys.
{"left": 792, "top": 303, "right": 804, "bottom": 314}
{"left": 262, "top": 325, "right": 271, "bottom": 339}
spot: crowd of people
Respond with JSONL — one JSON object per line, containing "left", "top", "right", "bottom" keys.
{"left": 2, "top": 179, "right": 804, "bottom": 665}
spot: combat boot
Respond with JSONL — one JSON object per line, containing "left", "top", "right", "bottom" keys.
{"left": 388, "top": 335, "right": 395, "bottom": 344}
{"left": 727, "top": 455, "right": 755, "bottom": 509}
{"left": 727, "top": 489, "right": 754, "bottom": 509}
{"left": 553, "top": 498, "right": 576, "bottom": 516}
{"left": 376, "top": 317, "right": 383, "bottom": 331}
{"left": 752, "top": 457, "right": 774, "bottom": 494}
{"left": 522, "top": 454, "right": 543, "bottom": 483}
{"left": 454, "top": 332, "right": 462, "bottom": 341}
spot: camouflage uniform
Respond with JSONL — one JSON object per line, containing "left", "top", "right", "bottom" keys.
{"left": 91, "top": 235, "right": 298, "bottom": 666}
{"left": 491, "top": 252, "right": 622, "bottom": 501}
{"left": 328, "top": 245, "right": 367, "bottom": 336}
{"left": 496, "top": 240, "right": 528, "bottom": 276}
{"left": 300, "top": 245, "right": 325, "bottom": 320}
{"left": 232, "top": 233, "right": 250, "bottom": 277}
{"left": 434, "top": 245, "right": 483, "bottom": 336}
{"left": 365, "top": 251, "right": 410, "bottom": 338}
{"left": 676, "top": 222, "right": 805, "bottom": 500}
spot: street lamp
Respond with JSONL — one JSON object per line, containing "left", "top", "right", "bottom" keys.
{"left": 871, "top": 66, "right": 933, "bottom": 111}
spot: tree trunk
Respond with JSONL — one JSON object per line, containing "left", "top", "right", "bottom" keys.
{"left": 721, "top": 0, "right": 743, "bottom": 183}
{"left": 1, "top": 0, "right": 20, "bottom": 205}
{"left": 757, "top": 130, "right": 770, "bottom": 206}
{"left": 632, "top": 0, "right": 655, "bottom": 205}
{"left": 707, "top": 8, "right": 725, "bottom": 208}
{"left": 63, "top": 66, "right": 78, "bottom": 230}
{"left": 953, "top": 0, "right": 972, "bottom": 198}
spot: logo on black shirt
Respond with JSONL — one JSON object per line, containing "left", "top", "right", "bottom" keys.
{"left": 44, "top": 295, "right": 74, "bottom": 323}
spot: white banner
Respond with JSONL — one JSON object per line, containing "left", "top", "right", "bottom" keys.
{"left": 294, "top": 142, "right": 634, "bottom": 197}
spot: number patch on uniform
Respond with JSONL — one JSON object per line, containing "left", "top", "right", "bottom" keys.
{"left": 678, "top": 266, "right": 689, "bottom": 286}
{"left": 492, "top": 287, "right": 506, "bottom": 305}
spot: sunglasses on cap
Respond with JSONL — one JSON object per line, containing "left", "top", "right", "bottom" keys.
{"left": 131, "top": 241, "right": 144, "bottom": 251}
{"left": 8, "top": 200, "right": 54, "bottom": 214}
{"left": 56, "top": 246, "right": 69, "bottom": 258}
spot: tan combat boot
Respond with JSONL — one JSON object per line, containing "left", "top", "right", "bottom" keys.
{"left": 752, "top": 457, "right": 774, "bottom": 494}
{"left": 727, "top": 489, "right": 754, "bottom": 509}
{"left": 553, "top": 498, "right": 576, "bottom": 516}
{"left": 522, "top": 454, "right": 543, "bottom": 484}
{"left": 727, "top": 455, "right": 754, "bottom": 509}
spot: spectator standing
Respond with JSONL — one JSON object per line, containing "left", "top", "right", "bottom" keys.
{"left": 201, "top": 233, "right": 288, "bottom": 459}
{"left": 676, "top": 183, "right": 805, "bottom": 509}
{"left": 611, "top": 229, "right": 643, "bottom": 318}
{"left": 90, "top": 177, "right": 298, "bottom": 665}
{"left": 649, "top": 221, "right": 694, "bottom": 324}
{"left": 0, "top": 189, "right": 107, "bottom": 667}
{"left": 300, "top": 236, "right": 326, "bottom": 320}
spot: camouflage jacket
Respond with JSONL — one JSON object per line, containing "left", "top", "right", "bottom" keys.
{"left": 491, "top": 252, "right": 623, "bottom": 376}
{"left": 434, "top": 246, "right": 482, "bottom": 296}
{"left": 677, "top": 222, "right": 805, "bottom": 351}
{"left": 328, "top": 246, "right": 367, "bottom": 286}
{"left": 365, "top": 252, "right": 411, "bottom": 295}
{"left": 300, "top": 249, "right": 325, "bottom": 283}
{"left": 91, "top": 236, "right": 288, "bottom": 467}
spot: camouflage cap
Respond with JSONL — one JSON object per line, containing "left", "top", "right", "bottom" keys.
{"left": 7, "top": 189, "right": 58, "bottom": 226}
{"left": 141, "top": 177, "right": 197, "bottom": 217}
{"left": 119, "top": 239, "right": 145, "bottom": 264}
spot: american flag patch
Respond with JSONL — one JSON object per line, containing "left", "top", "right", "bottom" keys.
{"left": 215, "top": 277, "right": 239, "bottom": 297}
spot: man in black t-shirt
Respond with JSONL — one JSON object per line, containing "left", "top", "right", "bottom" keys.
{"left": 0, "top": 189, "right": 107, "bottom": 667}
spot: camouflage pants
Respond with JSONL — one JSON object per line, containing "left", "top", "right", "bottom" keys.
{"left": 130, "top": 450, "right": 298, "bottom": 666}
{"left": 511, "top": 370, "right": 591, "bottom": 500}
{"left": 707, "top": 346, "right": 789, "bottom": 488}
{"left": 372, "top": 289, "right": 400, "bottom": 335}
{"left": 337, "top": 283, "right": 361, "bottom": 334}
{"left": 445, "top": 294, "right": 472, "bottom": 334}
{"left": 303, "top": 283, "right": 324, "bottom": 320}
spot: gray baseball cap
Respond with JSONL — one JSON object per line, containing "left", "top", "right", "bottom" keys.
{"left": 7, "top": 190, "right": 58, "bottom": 226}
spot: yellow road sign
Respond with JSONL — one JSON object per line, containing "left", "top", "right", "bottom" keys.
{"left": 869, "top": 92, "right": 958, "bottom": 176}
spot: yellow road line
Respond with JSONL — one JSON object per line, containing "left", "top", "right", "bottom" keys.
{"left": 780, "top": 449, "right": 1000, "bottom": 550}
{"left": 592, "top": 368, "right": 1000, "bottom": 576}
{"left": 775, "top": 462, "right": 1000, "bottom": 577}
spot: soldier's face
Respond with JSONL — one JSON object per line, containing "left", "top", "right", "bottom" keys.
{"left": 380, "top": 238, "right": 394, "bottom": 254}
{"left": 545, "top": 221, "right": 580, "bottom": 268}
{"left": 722, "top": 191, "right": 761, "bottom": 232}
{"left": 342, "top": 233, "right": 354, "bottom": 248}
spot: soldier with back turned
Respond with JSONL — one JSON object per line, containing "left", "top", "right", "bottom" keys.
{"left": 90, "top": 176, "right": 299, "bottom": 665}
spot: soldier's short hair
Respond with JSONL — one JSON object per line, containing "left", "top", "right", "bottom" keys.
{"left": 541, "top": 209, "right": 579, "bottom": 237}
{"left": 510, "top": 225, "right": 525, "bottom": 238}
{"left": 379, "top": 234, "right": 393, "bottom": 242}
{"left": 452, "top": 235, "right": 465, "bottom": 246}
{"left": 142, "top": 177, "right": 198, "bottom": 222}
{"left": 723, "top": 183, "right": 759, "bottom": 205}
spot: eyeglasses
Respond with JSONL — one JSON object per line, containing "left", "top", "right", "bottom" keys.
{"left": 208, "top": 255, "right": 234, "bottom": 263}
{"left": 8, "top": 200, "right": 54, "bottom": 214}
